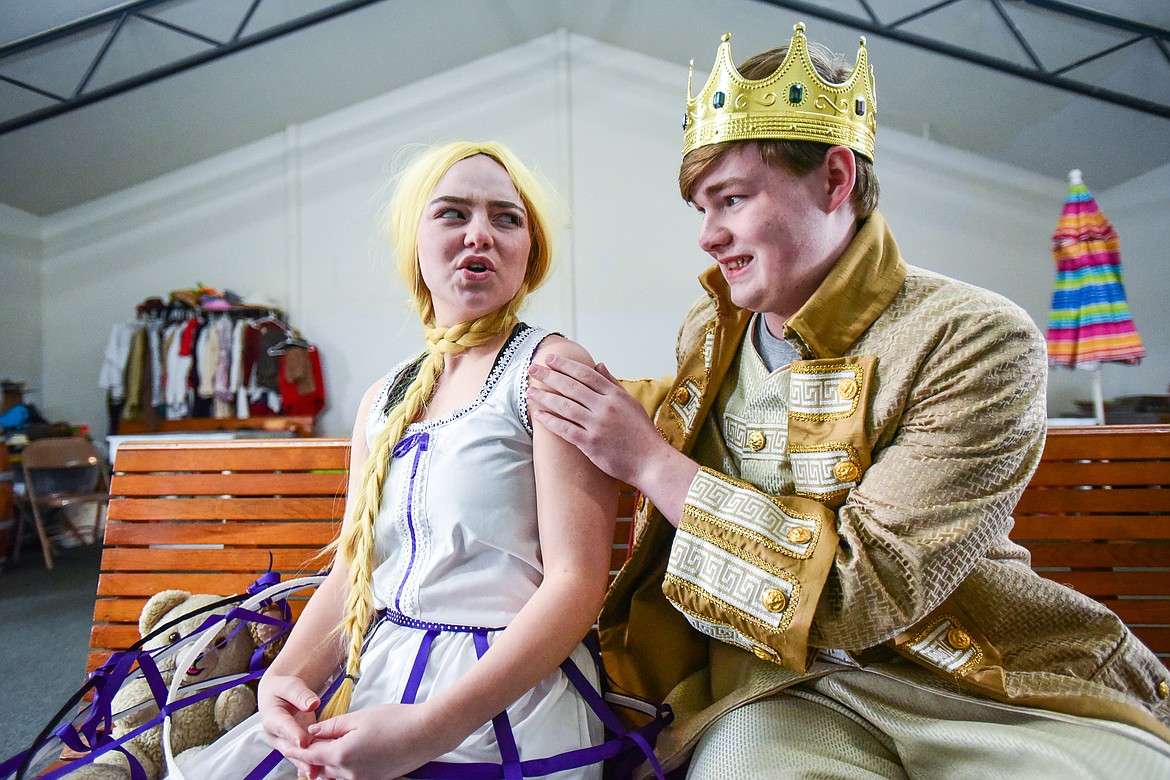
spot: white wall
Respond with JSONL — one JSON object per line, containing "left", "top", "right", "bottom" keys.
{"left": 1087, "top": 162, "right": 1170, "bottom": 411}
{"left": 6, "top": 33, "right": 1169, "bottom": 439}
{"left": 0, "top": 202, "right": 43, "bottom": 403}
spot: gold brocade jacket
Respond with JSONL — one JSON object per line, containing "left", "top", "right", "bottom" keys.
{"left": 600, "top": 212, "right": 1170, "bottom": 770}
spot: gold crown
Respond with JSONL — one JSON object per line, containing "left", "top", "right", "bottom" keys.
{"left": 682, "top": 24, "right": 877, "bottom": 160}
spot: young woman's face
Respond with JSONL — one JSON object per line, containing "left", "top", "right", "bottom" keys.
{"left": 416, "top": 155, "right": 532, "bottom": 327}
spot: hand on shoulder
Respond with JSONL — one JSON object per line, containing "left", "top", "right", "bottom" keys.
{"left": 531, "top": 333, "right": 594, "bottom": 369}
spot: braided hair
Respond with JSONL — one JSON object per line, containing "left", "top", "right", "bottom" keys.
{"left": 321, "top": 141, "right": 557, "bottom": 719}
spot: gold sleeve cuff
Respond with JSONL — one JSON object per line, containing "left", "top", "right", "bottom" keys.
{"left": 663, "top": 467, "right": 839, "bottom": 671}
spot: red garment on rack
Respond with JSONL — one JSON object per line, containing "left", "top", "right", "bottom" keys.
{"left": 278, "top": 346, "right": 325, "bottom": 416}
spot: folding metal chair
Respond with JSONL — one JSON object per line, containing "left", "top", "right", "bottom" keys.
{"left": 14, "top": 437, "right": 111, "bottom": 569}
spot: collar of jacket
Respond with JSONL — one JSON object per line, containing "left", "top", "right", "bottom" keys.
{"left": 697, "top": 210, "right": 908, "bottom": 360}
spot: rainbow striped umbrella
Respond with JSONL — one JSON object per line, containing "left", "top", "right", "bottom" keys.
{"left": 1047, "top": 170, "right": 1145, "bottom": 370}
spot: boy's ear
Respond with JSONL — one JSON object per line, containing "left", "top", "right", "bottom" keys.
{"left": 823, "top": 146, "right": 857, "bottom": 213}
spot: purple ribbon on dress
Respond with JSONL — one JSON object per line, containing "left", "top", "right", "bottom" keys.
{"left": 377, "top": 612, "right": 671, "bottom": 780}
{"left": 392, "top": 430, "right": 430, "bottom": 615}
{"left": 472, "top": 631, "right": 523, "bottom": 780}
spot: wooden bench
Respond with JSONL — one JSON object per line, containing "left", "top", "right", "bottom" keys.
{"left": 91, "top": 425, "right": 1170, "bottom": 671}
{"left": 1012, "top": 424, "right": 1170, "bottom": 667}
{"left": 91, "top": 438, "right": 636, "bottom": 673}
{"left": 90, "top": 439, "right": 349, "bottom": 673}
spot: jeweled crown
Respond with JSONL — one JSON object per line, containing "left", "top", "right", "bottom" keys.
{"left": 682, "top": 24, "right": 877, "bottom": 160}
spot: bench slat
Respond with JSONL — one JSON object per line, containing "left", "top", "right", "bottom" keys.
{"left": 1129, "top": 626, "right": 1170, "bottom": 654}
{"left": 1011, "top": 515, "right": 1170, "bottom": 539}
{"left": 1033, "top": 569, "right": 1170, "bottom": 597}
{"left": 1027, "top": 460, "right": 1170, "bottom": 487}
{"left": 108, "top": 497, "right": 344, "bottom": 521}
{"left": 100, "top": 547, "right": 327, "bottom": 572}
{"left": 92, "top": 599, "right": 152, "bottom": 624}
{"left": 91, "top": 596, "right": 311, "bottom": 628}
{"left": 110, "top": 471, "right": 348, "bottom": 496}
{"left": 112, "top": 441, "right": 349, "bottom": 472}
{"left": 102, "top": 521, "right": 338, "bottom": 546}
{"left": 1013, "top": 488, "right": 1170, "bottom": 514}
{"left": 1098, "top": 600, "right": 1170, "bottom": 625}
{"left": 98, "top": 571, "right": 321, "bottom": 597}
{"left": 1021, "top": 541, "right": 1170, "bottom": 568}
{"left": 1038, "top": 426, "right": 1170, "bottom": 460}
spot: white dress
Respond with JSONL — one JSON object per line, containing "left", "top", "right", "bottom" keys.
{"left": 180, "top": 325, "right": 604, "bottom": 779}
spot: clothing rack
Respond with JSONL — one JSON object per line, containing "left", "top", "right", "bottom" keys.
{"left": 100, "top": 292, "right": 325, "bottom": 437}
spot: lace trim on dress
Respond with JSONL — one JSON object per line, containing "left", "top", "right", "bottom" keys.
{"left": 367, "top": 323, "right": 551, "bottom": 440}
{"left": 398, "top": 324, "right": 537, "bottom": 433}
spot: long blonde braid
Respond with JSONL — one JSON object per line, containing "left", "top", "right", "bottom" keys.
{"left": 320, "top": 304, "right": 523, "bottom": 719}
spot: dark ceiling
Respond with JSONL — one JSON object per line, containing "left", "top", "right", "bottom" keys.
{"left": 2, "top": 0, "right": 1168, "bottom": 216}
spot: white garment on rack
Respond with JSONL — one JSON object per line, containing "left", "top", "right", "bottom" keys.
{"left": 196, "top": 320, "right": 215, "bottom": 400}
{"left": 98, "top": 322, "right": 141, "bottom": 402}
{"left": 164, "top": 323, "right": 192, "bottom": 420}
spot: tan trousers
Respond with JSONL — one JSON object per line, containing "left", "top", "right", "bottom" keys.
{"left": 687, "top": 667, "right": 1170, "bottom": 779}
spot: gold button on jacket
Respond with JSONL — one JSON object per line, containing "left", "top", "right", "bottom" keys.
{"left": 672, "top": 386, "right": 691, "bottom": 405}
{"left": 762, "top": 588, "right": 788, "bottom": 613}
{"left": 838, "top": 377, "right": 859, "bottom": 400}
{"left": 833, "top": 460, "right": 860, "bottom": 482}
{"left": 746, "top": 430, "right": 766, "bottom": 451}
{"left": 947, "top": 628, "right": 972, "bottom": 650}
{"left": 787, "top": 527, "right": 813, "bottom": 544}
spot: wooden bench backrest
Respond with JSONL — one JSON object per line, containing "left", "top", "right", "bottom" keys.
{"left": 93, "top": 439, "right": 349, "bottom": 672}
{"left": 96, "top": 425, "right": 1170, "bottom": 670}
{"left": 95, "top": 439, "right": 637, "bottom": 672}
{"left": 1012, "top": 425, "right": 1170, "bottom": 666}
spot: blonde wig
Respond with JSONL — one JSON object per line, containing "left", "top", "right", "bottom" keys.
{"left": 389, "top": 140, "right": 556, "bottom": 326}
{"left": 322, "top": 141, "right": 557, "bottom": 719}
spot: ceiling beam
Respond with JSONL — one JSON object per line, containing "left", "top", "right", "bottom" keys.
{"left": 0, "top": 0, "right": 391, "bottom": 135}
{"left": 1, "top": 0, "right": 1167, "bottom": 135}
{"left": 754, "top": 0, "right": 1170, "bottom": 119}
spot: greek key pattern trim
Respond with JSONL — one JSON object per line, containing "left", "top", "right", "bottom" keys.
{"left": 670, "top": 601, "right": 780, "bottom": 661}
{"left": 665, "top": 571, "right": 789, "bottom": 641}
{"left": 703, "top": 326, "right": 716, "bottom": 375}
{"left": 788, "top": 363, "right": 862, "bottom": 421}
{"left": 904, "top": 615, "right": 983, "bottom": 677}
{"left": 724, "top": 412, "right": 788, "bottom": 461}
{"left": 667, "top": 528, "right": 798, "bottom": 630}
{"left": 789, "top": 442, "right": 860, "bottom": 499}
{"left": 669, "top": 377, "right": 704, "bottom": 435}
{"left": 686, "top": 468, "right": 820, "bottom": 559}
{"left": 678, "top": 608, "right": 753, "bottom": 649}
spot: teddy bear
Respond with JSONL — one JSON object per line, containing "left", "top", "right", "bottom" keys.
{"left": 69, "top": 589, "right": 278, "bottom": 780}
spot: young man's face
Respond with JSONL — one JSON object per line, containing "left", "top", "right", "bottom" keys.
{"left": 689, "top": 143, "right": 843, "bottom": 321}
